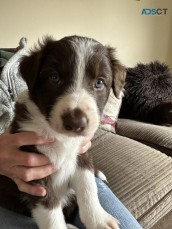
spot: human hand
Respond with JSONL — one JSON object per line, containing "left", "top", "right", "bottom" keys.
{"left": 0, "top": 132, "right": 92, "bottom": 197}
{"left": 0, "top": 132, "right": 55, "bottom": 196}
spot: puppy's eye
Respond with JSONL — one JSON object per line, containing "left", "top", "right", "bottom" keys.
{"left": 51, "top": 72, "right": 60, "bottom": 84}
{"left": 95, "top": 78, "right": 104, "bottom": 89}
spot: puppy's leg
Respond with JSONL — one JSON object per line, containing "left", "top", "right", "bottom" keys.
{"left": 32, "top": 204, "right": 68, "bottom": 229}
{"left": 71, "top": 169, "right": 120, "bottom": 229}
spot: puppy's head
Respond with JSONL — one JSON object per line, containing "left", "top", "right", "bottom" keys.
{"left": 20, "top": 36, "right": 125, "bottom": 136}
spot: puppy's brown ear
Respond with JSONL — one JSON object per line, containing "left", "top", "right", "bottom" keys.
{"left": 20, "top": 51, "right": 41, "bottom": 92}
{"left": 107, "top": 47, "right": 126, "bottom": 98}
{"left": 20, "top": 37, "right": 54, "bottom": 92}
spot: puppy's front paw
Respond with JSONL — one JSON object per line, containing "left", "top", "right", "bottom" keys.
{"left": 103, "top": 213, "right": 120, "bottom": 229}
{"left": 86, "top": 211, "right": 120, "bottom": 229}
{"left": 99, "top": 212, "right": 120, "bottom": 229}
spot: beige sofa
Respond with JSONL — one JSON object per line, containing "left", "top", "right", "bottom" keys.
{"left": 91, "top": 119, "right": 172, "bottom": 229}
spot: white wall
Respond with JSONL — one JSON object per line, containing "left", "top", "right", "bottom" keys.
{"left": 0, "top": 0, "right": 172, "bottom": 67}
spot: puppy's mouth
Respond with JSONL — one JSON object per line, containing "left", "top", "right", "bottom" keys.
{"left": 50, "top": 107, "right": 99, "bottom": 137}
{"left": 49, "top": 92, "right": 100, "bottom": 137}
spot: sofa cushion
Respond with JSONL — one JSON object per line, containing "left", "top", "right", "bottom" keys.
{"left": 116, "top": 119, "right": 172, "bottom": 156}
{"left": 91, "top": 129, "right": 172, "bottom": 228}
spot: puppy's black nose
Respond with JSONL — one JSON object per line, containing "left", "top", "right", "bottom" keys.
{"left": 62, "top": 108, "right": 88, "bottom": 133}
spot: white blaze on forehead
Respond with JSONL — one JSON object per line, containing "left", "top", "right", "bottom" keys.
{"left": 69, "top": 37, "right": 98, "bottom": 92}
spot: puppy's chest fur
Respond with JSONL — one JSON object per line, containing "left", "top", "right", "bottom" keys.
{"left": 10, "top": 93, "right": 92, "bottom": 211}
{"left": 22, "top": 143, "right": 79, "bottom": 211}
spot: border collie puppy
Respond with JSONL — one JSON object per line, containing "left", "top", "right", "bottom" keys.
{"left": 0, "top": 36, "right": 126, "bottom": 229}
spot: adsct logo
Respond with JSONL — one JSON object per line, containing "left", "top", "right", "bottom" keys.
{"left": 136, "top": 0, "right": 168, "bottom": 15}
{"left": 141, "top": 8, "right": 168, "bottom": 15}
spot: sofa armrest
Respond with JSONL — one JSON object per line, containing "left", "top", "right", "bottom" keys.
{"left": 116, "top": 119, "right": 172, "bottom": 156}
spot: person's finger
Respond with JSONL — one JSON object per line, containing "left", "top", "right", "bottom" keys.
{"left": 13, "top": 177, "right": 46, "bottom": 196}
{"left": 12, "top": 164, "right": 56, "bottom": 182}
{"left": 10, "top": 150, "right": 51, "bottom": 167}
{"left": 80, "top": 141, "right": 92, "bottom": 154}
{"left": 11, "top": 132, "right": 54, "bottom": 147}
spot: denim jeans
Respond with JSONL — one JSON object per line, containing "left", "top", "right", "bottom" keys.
{"left": 0, "top": 178, "right": 142, "bottom": 229}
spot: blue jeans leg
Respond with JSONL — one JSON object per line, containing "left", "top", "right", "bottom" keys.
{"left": 0, "top": 206, "right": 38, "bottom": 229}
{"left": 73, "top": 178, "right": 143, "bottom": 229}
{"left": 0, "top": 178, "right": 143, "bottom": 229}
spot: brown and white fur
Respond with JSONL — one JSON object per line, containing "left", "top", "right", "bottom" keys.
{"left": 0, "top": 36, "right": 126, "bottom": 229}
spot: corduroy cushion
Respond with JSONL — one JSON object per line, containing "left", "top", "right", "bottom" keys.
{"left": 116, "top": 119, "right": 172, "bottom": 155}
{"left": 91, "top": 129, "right": 172, "bottom": 229}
